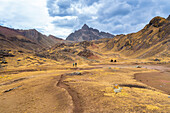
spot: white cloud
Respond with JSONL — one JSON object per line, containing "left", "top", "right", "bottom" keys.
{"left": 70, "top": 2, "right": 100, "bottom": 15}
{"left": 42, "top": 22, "right": 73, "bottom": 38}
{"left": 0, "top": 0, "right": 170, "bottom": 39}
{"left": 0, "top": 0, "right": 48, "bottom": 27}
{"left": 0, "top": 0, "right": 74, "bottom": 38}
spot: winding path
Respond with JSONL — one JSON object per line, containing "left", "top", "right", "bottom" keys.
{"left": 57, "top": 74, "right": 83, "bottom": 113}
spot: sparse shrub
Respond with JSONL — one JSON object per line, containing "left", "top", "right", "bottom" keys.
{"left": 18, "top": 50, "right": 24, "bottom": 53}
{"left": 154, "top": 58, "right": 161, "bottom": 61}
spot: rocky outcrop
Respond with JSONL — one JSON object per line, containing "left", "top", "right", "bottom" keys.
{"left": 66, "top": 24, "right": 114, "bottom": 41}
{"left": 149, "top": 16, "right": 168, "bottom": 27}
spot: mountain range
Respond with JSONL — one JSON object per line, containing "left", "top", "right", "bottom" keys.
{"left": 17, "top": 29, "right": 63, "bottom": 48}
{"left": 66, "top": 24, "right": 114, "bottom": 41}
{"left": 0, "top": 15, "right": 169, "bottom": 59}
{"left": 0, "top": 26, "right": 40, "bottom": 50}
{"left": 0, "top": 26, "right": 63, "bottom": 51}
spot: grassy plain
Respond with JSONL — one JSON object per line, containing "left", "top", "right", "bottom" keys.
{"left": 0, "top": 50, "right": 170, "bottom": 113}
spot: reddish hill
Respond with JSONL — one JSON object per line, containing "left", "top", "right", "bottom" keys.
{"left": 17, "top": 29, "right": 62, "bottom": 47}
{"left": 0, "top": 26, "right": 41, "bottom": 50}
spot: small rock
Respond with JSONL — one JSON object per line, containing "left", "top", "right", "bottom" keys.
{"left": 73, "top": 72, "right": 81, "bottom": 75}
{"left": 136, "top": 65, "right": 142, "bottom": 68}
{"left": 67, "top": 72, "right": 82, "bottom": 76}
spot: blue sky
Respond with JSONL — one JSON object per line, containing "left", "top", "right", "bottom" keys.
{"left": 0, "top": 0, "right": 169, "bottom": 39}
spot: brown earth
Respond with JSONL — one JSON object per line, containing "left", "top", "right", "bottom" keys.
{"left": 135, "top": 72, "right": 170, "bottom": 95}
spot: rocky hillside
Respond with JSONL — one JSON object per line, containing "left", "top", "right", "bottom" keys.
{"left": 66, "top": 24, "right": 114, "bottom": 41}
{"left": 17, "top": 29, "right": 62, "bottom": 47}
{"left": 104, "top": 16, "right": 170, "bottom": 58}
{"left": 0, "top": 25, "right": 41, "bottom": 50}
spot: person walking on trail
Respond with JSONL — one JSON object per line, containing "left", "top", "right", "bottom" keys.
{"left": 75, "top": 62, "right": 77, "bottom": 67}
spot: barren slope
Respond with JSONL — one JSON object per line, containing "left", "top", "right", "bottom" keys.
{"left": 104, "top": 16, "right": 170, "bottom": 59}
{"left": 0, "top": 26, "right": 41, "bottom": 50}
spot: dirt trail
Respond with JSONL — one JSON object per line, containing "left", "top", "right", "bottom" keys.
{"left": 0, "top": 71, "right": 74, "bottom": 113}
{"left": 57, "top": 74, "right": 83, "bottom": 113}
{"left": 0, "top": 64, "right": 170, "bottom": 112}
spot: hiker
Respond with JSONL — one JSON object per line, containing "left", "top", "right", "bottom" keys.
{"left": 73, "top": 63, "right": 75, "bottom": 67}
{"left": 75, "top": 62, "right": 77, "bottom": 67}
{"left": 113, "top": 84, "right": 122, "bottom": 94}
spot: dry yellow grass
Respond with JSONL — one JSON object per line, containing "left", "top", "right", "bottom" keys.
{"left": 0, "top": 38, "right": 170, "bottom": 113}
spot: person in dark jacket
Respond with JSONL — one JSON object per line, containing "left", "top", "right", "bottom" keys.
{"left": 75, "top": 62, "right": 77, "bottom": 67}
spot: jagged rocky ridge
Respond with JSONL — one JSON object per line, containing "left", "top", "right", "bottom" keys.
{"left": 66, "top": 24, "right": 114, "bottom": 41}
